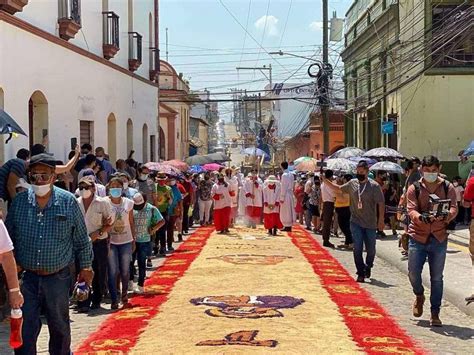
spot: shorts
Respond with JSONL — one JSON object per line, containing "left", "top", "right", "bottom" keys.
{"left": 309, "top": 204, "right": 320, "bottom": 217}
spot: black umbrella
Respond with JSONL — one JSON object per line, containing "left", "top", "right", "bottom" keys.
{"left": 206, "top": 152, "right": 231, "bottom": 162}
{"left": 0, "top": 109, "right": 27, "bottom": 144}
{"left": 186, "top": 155, "right": 213, "bottom": 165}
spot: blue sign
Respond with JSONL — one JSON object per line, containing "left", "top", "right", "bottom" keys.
{"left": 382, "top": 121, "right": 394, "bottom": 135}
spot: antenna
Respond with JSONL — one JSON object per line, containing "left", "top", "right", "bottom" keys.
{"left": 166, "top": 27, "right": 169, "bottom": 62}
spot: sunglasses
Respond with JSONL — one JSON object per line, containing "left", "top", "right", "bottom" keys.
{"left": 78, "top": 186, "right": 91, "bottom": 191}
{"left": 29, "top": 173, "right": 53, "bottom": 183}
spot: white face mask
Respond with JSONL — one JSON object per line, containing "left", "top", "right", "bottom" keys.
{"left": 96, "top": 157, "right": 104, "bottom": 162}
{"left": 31, "top": 184, "right": 51, "bottom": 197}
{"left": 423, "top": 172, "right": 438, "bottom": 183}
{"left": 123, "top": 182, "right": 129, "bottom": 190}
{"left": 140, "top": 174, "right": 148, "bottom": 181}
{"left": 80, "top": 189, "right": 92, "bottom": 199}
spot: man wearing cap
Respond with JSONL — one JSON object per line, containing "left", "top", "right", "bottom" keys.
{"left": 5, "top": 154, "right": 93, "bottom": 354}
{"left": 211, "top": 174, "right": 233, "bottom": 233}
{"left": 76, "top": 176, "right": 114, "bottom": 311}
{"left": 155, "top": 173, "right": 173, "bottom": 256}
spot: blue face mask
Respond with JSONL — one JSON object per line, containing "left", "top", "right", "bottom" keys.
{"left": 109, "top": 188, "right": 122, "bottom": 198}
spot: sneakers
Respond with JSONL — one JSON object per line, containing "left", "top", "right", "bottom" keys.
{"left": 111, "top": 302, "right": 119, "bottom": 310}
{"left": 128, "top": 281, "right": 134, "bottom": 292}
{"left": 147, "top": 259, "right": 153, "bottom": 268}
{"left": 430, "top": 312, "right": 443, "bottom": 327}
{"left": 134, "top": 286, "right": 145, "bottom": 294}
{"left": 356, "top": 275, "right": 365, "bottom": 283}
{"left": 323, "top": 241, "right": 335, "bottom": 248}
{"left": 413, "top": 295, "right": 425, "bottom": 318}
{"left": 365, "top": 267, "right": 371, "bottom": 279}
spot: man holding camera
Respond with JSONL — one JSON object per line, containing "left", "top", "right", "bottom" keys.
{"left": 406, "top": 155, "right": 457, "bottom": 327}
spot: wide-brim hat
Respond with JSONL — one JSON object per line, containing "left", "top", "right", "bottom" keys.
{"left": 156, "top": 172, "right": 167, "bottom": 180}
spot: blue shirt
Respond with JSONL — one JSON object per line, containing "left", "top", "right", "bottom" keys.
{"left": 123, "top": 187, "right": 139, "bottom": 199}
{"left": 101, "top": 159, "right": 116, "bottom": 181}
{"left": 5, "top": 186, "right": 92, "bottom": 273}
{"left": 168, "top": 185, "right": 182, "bottom": 216}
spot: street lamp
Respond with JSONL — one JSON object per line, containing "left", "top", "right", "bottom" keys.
{"left": 269, "top": 50, "right": 323, "bottom": 64}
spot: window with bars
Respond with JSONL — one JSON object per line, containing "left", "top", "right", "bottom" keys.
{"left": 103, "top": 11, "right": 120, "bottom": 48}
{"left": 129, "top": 32, "right": 143, "bottom": 63}
{"left": 431, "top": 5, "right": 474, "bottom": 68}
{"left": 80, "top": 121, "right": 94, "bottom": 147}
{"left": 59, "top": 0, "right": 81, "bottom": 24}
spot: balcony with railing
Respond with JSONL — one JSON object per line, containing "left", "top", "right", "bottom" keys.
{"left": 0, "top": 0, "right": 28, "bottom": 15}
{"left": 149, "top": 47, "right": 159, "bottom": 81}
{"left": 128, "top": 32, "right": 142, "bottom": 72}
{"left": 102, "top": 11, "right": 119, "bottom": 60}
{"left": 58, "top": 0, "right": 81, "bottom": 41}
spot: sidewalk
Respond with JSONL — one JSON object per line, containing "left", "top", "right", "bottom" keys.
{"left": 376, "top": 228, "right": 474, "bottom": 317}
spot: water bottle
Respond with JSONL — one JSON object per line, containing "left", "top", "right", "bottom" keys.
{"left": 10, "top": 308, "right": 23, "bottom": 349}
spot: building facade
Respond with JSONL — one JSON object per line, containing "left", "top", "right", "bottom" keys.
{"left": 158, "top": 59, "right": 190, "bottom": 161}
{"left": 189, "top": 116, "right": 209, "bottom": 156}
{"left": 342, "top": 0, "right": 474, "bottom": 165}
{"left": 0, "top": 0, "right": 159, "bottom": 164}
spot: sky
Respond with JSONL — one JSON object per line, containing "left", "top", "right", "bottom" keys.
{"left": 159, "top": 0, "right": 352, "bottom": 118}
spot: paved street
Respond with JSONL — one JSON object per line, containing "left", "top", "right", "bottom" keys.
{"left": 1, "top": 224, "right": 472, "bottom": 354}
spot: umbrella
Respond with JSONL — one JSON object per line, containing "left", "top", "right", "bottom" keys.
{"left": 325, "top": 158, "right": 357, "bottom": 173}
{"left": 241, "top": 147, "right": 269, "bottom": 157}
{"left": 202, "top": 163, "right": 223, "bottom": 172}
{"left": 363, "top": 147, "right": 404, "bottom": 160}
{"left": 206, "top": 152, "right": 231, "bottom": 163}
{"left": 164, "top": 159, "right": 189, "bottom": 172}
{"left": 295, "top": 159, "right": 317, "bottom": 172}
{"left": 294, "top": 156, "right": 314, "bottom": 166}
{"left": 0, "top": 109, "right": 27, "bottom": 144}
{"left": 329, "top": 147, "right": 365, "bottom": 159}
{"left": 144, "top": 162, "right": 184, "bottom": 178}
{"left": 348, "top": 156, "right": 377, "bottom": 166}
{"left": 370, "top": 161, "right": 404, "bottom": 174}
{"left": 462, "top": 140, "right": 474, "bottom": 156}
{"left": 189, "top": 165, "right": 205, "bottom": 174}
{"left": 186, "top": 155, "right": 213, "bottom": 166}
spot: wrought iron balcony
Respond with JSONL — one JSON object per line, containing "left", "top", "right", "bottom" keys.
{"left": 149, "top": 47, "right": 159, "bottom": 81}
{"left": 102, "top": 11, "right": 120, "bottom": 60}
{"left": 128, "top": 32, "right": 142, "bottom": 72}
{"left": 58, "top": 0, "right": 81, "bottom": 41}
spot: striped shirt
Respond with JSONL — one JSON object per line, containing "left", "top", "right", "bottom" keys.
{"left": 5, "top": 186, "right": 92, "bottom": 273}
{"left": 0, "top": 159, "right": 27, "bottom": 201}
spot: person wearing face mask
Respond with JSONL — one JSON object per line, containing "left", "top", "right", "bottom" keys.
{"left": 375, "top": 171, "right": 389, "bottom": 238}
{"left": 263, "top": 175, "right": 283, "bottom": 235}
{"left": 198, "top": 173, "right": 214, "bottom": 226}
{"left": 211, "top": 174, "right": 233, "bottom": 234}
{"left": 406, "top": 155, "right": 457, "bottom": 327}
{"left": 114, "top": 172, "right": 138, "bottom": 199}
{"left": 76, "top": 176, "right": 114, "bottom": 312}
{"left": 323, "top": 161, "right": 385, "bottom": 283}
{"left": 5, "top": 153, "right": 93, "bottom": 354}
{"left": 243, "top": 172, "right": 263, "bottom": 228}
{"left": 106, "top": 177, "right": 136, "bottom": 310}
{"left": 166, "top": 176, "right": 183, "bottom": 252}
{"left": 136, "top": 166, "right": 157, "bottom": 204}
{"left": 155, "top": 173, "right": 173, "bottom": 256}
{"left": 320, "top": 170, "right": 336, "bottom": 248}
{"left": 95, "top": 147, "right": 115, "bottom": 183}
{"left": 308, "top": 175, "right": 322, "bottom": 233}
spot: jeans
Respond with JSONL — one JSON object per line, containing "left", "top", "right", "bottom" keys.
{"left": 166, "top": 215, "right": 177, "bottom": 249}
{"left": 336, "top": 207, "right": 353, "bottom": 245}
{"left": 322, "top": 202, "right": 335, "bottom": 242}
{"left": 305, "top": 208, "right": 312, "bottom": 229}
{"left": 182, "top": 203, "right": 190, "bottom": 233}
{"left": 136, "top": 242, "right": 151, "bottom": 286}
{"left": 108, "top": 242, "right": 132, "bottom": 303}
{"left": 91, "top": 239, "right": 109, "bottom": 306}
{"left": 17, "top": 267, "right": 71, "bottom": 355}
{"left": 157, "top": 211, "right": 168, "bottom": 253}
{"left": 350, "top": 222, "right": 376, "bottom": 276}
{"left": 408, "top": 237, "right": 447, "bottom": 313}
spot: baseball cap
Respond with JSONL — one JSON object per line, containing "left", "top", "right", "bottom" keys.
{"left": 133, "top": 193, "right": 145, "bottom": 206}
{"left": 29, "top": 153, "right": 57, "bottom": 168}
{"left": 78, "top": 176, "right": 95, "bottom": 186}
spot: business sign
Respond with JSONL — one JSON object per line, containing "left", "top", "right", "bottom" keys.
{"left": 381, "top": 121, "right": 394, "bottom": 135}
{"left": 272, "top": 83, "right": 316, "bottom": 96}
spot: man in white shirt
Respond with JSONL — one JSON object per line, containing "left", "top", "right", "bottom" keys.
{"left": 0, "top": 220, "right": 23, "bottom": 312}
{"left": 279, "top": 162, "right": 295, "bottom": 232}
{"left": 76, "top": 176, "right": 114, "bottom": 312}
{"left": 321, "top": 170, "right": 336, "bottom": 248}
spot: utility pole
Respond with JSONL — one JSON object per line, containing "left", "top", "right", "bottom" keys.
{"left": 165, "top": 27, "right": 169, "bottom": 62}
{"left": 322, "top": 0, "right": 330, "bottom": 156}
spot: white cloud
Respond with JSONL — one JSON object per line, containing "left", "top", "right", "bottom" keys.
{"left": 254, "top": 15, "right": 279, "bottom": 37}
{"left": 309, "top": 21, "right": 323, "bottom": 31}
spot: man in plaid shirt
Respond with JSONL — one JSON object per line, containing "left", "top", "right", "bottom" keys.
{"left": 6, "top": 153, "right": 93, "bottom": 355}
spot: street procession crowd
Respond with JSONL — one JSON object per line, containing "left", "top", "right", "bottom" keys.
{"left": 0, "top": 142, "right": 473, "bottom": 354}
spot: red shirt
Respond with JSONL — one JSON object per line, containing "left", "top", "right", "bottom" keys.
{"left": 463, "top": 176, "right": 474, "bottom": 217}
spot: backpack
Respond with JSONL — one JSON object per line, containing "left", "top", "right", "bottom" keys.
{"left": 413, "top": 179, "right": 450, "bottom": 201}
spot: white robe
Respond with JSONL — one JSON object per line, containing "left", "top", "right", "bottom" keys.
{"left": 263, "top": 183, "right": 281, "bottom": 214}
{"left": 226, "top": 176, "right": 239, "bottom": 208}
{"left": 279, "top": 170, "right": 295, "bottom": 227}
{"left": 243, "top": 179, "right": 263, "bottom": 207}
{"left": 211, "top": 183, "right": 232, "bottom": 209}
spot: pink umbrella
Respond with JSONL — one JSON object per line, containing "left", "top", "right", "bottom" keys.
{"left": 164, "top": 159, "right": 189, "bottom": 172}
{"left": 202, "top": 163, "right": 223, "bottom": 172}
{"left": 144, "top": 162, "right": 183, "bottom": 177}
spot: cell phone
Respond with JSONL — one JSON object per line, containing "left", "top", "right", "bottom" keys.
{"left": 70, "top": 137, "right": 77, "bottom": 151}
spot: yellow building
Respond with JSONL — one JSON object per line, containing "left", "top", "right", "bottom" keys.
{"left": 342, "top": 0, "right": 474, "bottom": 171}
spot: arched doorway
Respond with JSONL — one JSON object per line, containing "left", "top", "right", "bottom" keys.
{"left": 126, "top": 119, "right": 133, "bottom": 156}
{"left": 142, "top": 124, "right": 148, "bottom": 163}
{"left": 28, "top": 91, "right": 48, "bottom": 149}
{"left": 159, "top": 126, "right": 165, "bottom": 160}
{"left": 107, "top": 113, "right": 117, "bottom": 163}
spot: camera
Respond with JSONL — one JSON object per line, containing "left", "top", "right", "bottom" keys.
{"left": 428, "top": 194, "right": 451, "bottom": 218}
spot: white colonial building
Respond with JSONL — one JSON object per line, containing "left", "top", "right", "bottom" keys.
{"left": 0, "top": 0, "right": 159, "bottom": 164}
